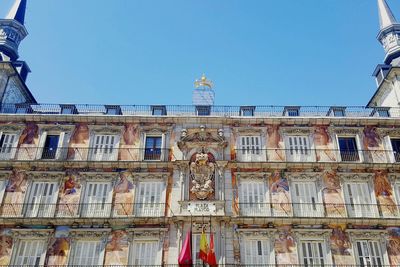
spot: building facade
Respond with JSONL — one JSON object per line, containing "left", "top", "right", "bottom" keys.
{"left": 0, "top": 0, "right": 400, "bottom": 266}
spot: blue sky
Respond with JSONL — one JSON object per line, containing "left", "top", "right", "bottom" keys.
{"left": 1, "top": 0, "right": 398, "bottom": 106}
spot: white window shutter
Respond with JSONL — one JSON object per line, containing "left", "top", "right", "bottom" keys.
{"left": 35, "top": 131, "right": 48, "bottom": 159}
{"left": 242, "top": 239, "right": 269, "bottom": 265}
{"left": 131, "top": 241, "right": 159, "bottom": 265}
{"left": 71, "top": 241, "right": 102, "bottom": 265}
{"left": 13, "top": 240, "right": 45, "bottom": 265}
{"left": 55, "top": 132, "right": 69, "bottom": 160}
{"left": 136, "top": 182, "right": 164, "bottom": 216}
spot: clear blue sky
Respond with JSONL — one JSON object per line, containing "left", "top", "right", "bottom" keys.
{"left": 1, "top": 0, "right": 398, "bottom": 106}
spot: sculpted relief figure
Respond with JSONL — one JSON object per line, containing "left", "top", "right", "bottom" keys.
{"left": 190, "top": 151, "right": 215, "bottom": 200}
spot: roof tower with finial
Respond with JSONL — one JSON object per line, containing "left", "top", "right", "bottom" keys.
{"left": 6, "top": 0, "right": 27, "bottom": 25}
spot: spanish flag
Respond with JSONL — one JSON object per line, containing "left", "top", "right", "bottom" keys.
{"left": 199, "top": 229, "right": 209, "bottom": 262}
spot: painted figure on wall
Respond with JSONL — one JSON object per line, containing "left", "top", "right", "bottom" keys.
{"left": 330, "top": 226, "right": 352, "bottom": 265}
{"left": 104, "top": 230, "right": 129, "bottom": 265}
{"left": 16, "top": 123, "right": 39, "bottom": 160}
{"left": 57, "top": 171, "right": 82, "bottom": 217}
{"left": 114, "top": 171, "right": 134, "bottom": 216}
{"left": 275, "top": 226, "right": 297, "bottom": 265}
{"left": 231, "top": 172, "right": 239, "bottom": 216}
{"left": 45, "top": 226, "right": 70, "bottom": 267}
{"left": 270, "top": 171, "right": 292, "bottom": 216}
{"left": 388, "top": 227, "right": 400, "bottom": 266}
{"left": 266, "top": 125, "right": 285, "bottom": 161}
{"left": 67, "top": 123, "right": 89, "bottom": 160}
{"left": 314, "top": 126, "right": 336, "bottom": 162}
{"left": 322, "top": 170, "right": 346, "bottom": 217}
{"left": 119, "top": 124, "right": 140, "bottom": 161}
{"left": 374, "top": 171, "right": 398, "bottom": 217}
{"left": 363, "top": 126, "right": 386, "bottom": 163}
{"left": 0, "top": 229, "right": 12, "bottom": 265}
{"left": 3, "top": 170, "right": 27, "bottom": 216}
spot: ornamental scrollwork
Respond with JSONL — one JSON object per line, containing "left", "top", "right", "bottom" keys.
{"left": 190, "top": 151, "right": 215, "bottom": 200}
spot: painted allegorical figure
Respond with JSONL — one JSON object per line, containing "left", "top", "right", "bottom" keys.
{"left": 388, "top": 227, "right": 400, "bottom": 266}
{"left": 67, "top": 123, "right": 89, "bottom": 160}
{"left": 330, "top": 226, "right": 352, "bottom": 265}
{"left": 105, "top": 230, "right": 129, "bottom": 265}
{"left": 275, "top": 226, "right": 297, "bottom": 265}
{"left": 266, "top": 125, "right": 285, "bottom": 161}
{"left": 0, "top": 229, "right": 12, "bottom": 265}
{"left": 3, "top": 170, "right": 28, "bottom": 216}
{"left": 363, "top": 126, "right": 386, "bottom": 163}
{"left": 313, "top": 126, "right": 336, "bottom": 162}
{"left": 45, "top": 226, "right": 70, "bottom": 266}
{"left": 270, "top": 171, "right": 292, "bottom": 216}
{"left": 374, "top": 170, "right": 398, "bottom": 217}
{"left": 57, "top": 171, "right": 82, "bottom": 217}
{"left": 119, "top": 124, "right": 140, "bottom": 161}
{"left": 322, "top": 170, "right": 346, "bottom": 217}
{"left": 113, "top": 171, "right": 134, "bottom": 216}
{"left": 16, "top": 122, "right": 39, "bottom": 160}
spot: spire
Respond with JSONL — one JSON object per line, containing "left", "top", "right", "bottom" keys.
{"left": 5, "top": 0, "right": 27, "bottom": 25}
{"left": 378, "top": 0, "right": 397, "bottom": 29}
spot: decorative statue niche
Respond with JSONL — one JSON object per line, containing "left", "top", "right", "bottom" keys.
{"left": 189, "top": 150, "right": 216, "bottom": 200}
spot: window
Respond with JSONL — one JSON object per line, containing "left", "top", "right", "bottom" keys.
{"left": 196, "top": 105, "right": 211, "bottom": 116}
{"left": 284, "top": 107, "right": 300, "bottom": 117}
{"left": 238, "top": 136, "right": 262, "bottom": 161}
{"left": 135, "top": 181, "right": 164, "bottom": 217}
{"left": 344, "top": 182, "right": 377, "bottom": 218}
{"left": 330, "top": 107, "right": 346, "bottom": 117}
{"left": 105, "top": 105, "right": 122, "bottom": 115}
{"left": 192, "top": 233, "right": 211, "bottom": 266}
{"left": 144, "top": 136, "right": 163, "bottom": 160}
{"left": 82, "top": 182, "right": 112, "bottom": 217}
{"left": 60, "top": 104, "right": 77, "bottom": 114}
{"left": 376, "top": 108, "right": 390, "bottom": 118}
{"left": 285, "top": 136, "right": 313, "bottom": 162}
{"left": 25, "top": 182, "right": 58, "bottom": 217}
{"left": 151, "top": 105, "right": 167, "bottom": 116}
{"left": 338, "top": 137, "right": 360, "bottom": 162}
{"left": 130, "top": 241, "right": 160, "bottom": 265}
{"left": 391, "top": 138, "right": 400, "bottom": 162}
{"left": 90, "top": 134, "right": 119, "bottom": 161}
{"left": 239, "top": 181, "right": 270, "bottom": 216}
{"left": 291, "top": 181, "right": 323, "bottom": 217}
{"left": 15, "top": 103, "right": 32, "bottom": 114}
{"left": 240, "top": 106, "right": 255, "bottom": 117}
{"left": 41, "top": 135, "right": 59, "bottom": 159}
{"left": 0, "top": 133, "right": 18, "bottom": 160}
{"left": 241, "top": 239, "right": 270, "bottom": 265}
{"left": 299, "top": 240, "right": 327, "bottom": 266}
{"left": 354, "top": 240, "right": 384, "bottom": 267}
{"left": 12, "top": 239, "right": 46, "bottom": 266}
{"left": 69, "top": 240, "right": 103, "bottom": 266}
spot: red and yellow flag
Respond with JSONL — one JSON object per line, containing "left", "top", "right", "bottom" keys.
{"left": 207, "top": 233, "right": 218, "bottom": 267}
{"left": 199, "top": 229, "right": 209, "bottom": 262}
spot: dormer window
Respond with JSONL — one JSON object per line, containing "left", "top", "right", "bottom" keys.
{"left": 105, "top": 105, "right": 122, "bottom": 115}
{"left": 370, "top": 107, "right": 390, "bottom": 117}
{"left": 284, "top": 106, "right": 300, "bottom": 117}
{"left": 240, "top": 106, "right": 255, "bottom": 117}
{"left": 151, "top": 105, "right": 167, "bottom": 116}
{"left": 15, "top": 103, "right": 32, "bottom": 114}
{"left": 60, "top": 104, "right": 78, "bottom": 115}
{"left": 328, "top": 107, "right": 346, "bottom": 117}
{"left": 196, "top": 106, "right": 211, "bottom": 116}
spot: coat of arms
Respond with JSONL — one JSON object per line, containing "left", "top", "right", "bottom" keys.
{"left": 190, "top": 151, "right": 215, "bottom": 200}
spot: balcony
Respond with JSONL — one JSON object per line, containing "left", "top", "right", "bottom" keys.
{"left": 1, "top": 103, "right": 400, "bottom": 118}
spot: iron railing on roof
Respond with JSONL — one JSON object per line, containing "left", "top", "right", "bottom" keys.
{"left": 1, "top": 103, "right": 399, "bottom": 118}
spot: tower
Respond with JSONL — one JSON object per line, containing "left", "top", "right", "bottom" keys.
{"left": 192, "top": 74, "right": 215, "bottom": 115}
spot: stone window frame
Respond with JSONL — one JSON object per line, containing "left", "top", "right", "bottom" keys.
{"left": 237, "top": 229, "right": 276, "bottom": 265}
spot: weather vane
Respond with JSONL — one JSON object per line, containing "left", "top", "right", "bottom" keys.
{"left": 194, "top": 74, "right": 213, "bottom": 89}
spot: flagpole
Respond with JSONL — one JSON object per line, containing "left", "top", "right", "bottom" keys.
{"left": 190, "top": 211, "right": 193, "bottom": 267}
{"left": 202, "top": 215, "right": 206, "bottom": 267}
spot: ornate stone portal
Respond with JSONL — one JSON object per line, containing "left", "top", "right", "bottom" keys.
{"left": 190, "top": 151, "right": 215, "bottom": 200}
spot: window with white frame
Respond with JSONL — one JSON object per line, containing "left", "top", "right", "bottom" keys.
{"left": 0, "top": 179, "right": 6, "bottom": 205}
{"left": 82, "top": 181, "right": 112, "bottom": 217}
{"left": 241, "top": 239, "right": 271, "bottom": 265}
{"left": 338, "top": 137, "right": 360, "bottom": 162}
{"left": 130, "top": 240, "right": 161, "bottom": 265}
{"left": 238, "top": 136, "right": 262, "bottom": 161}
{"left": 11, "top": 239, "right": 46, "bottom": 266}
{"left": 354, "top": 239, "right": 384, "bottom": 266}
{"left": 25, "top": 181, "right": 58, "bottom": 218}
{"left": 89, "top": 134, "right": 119, "bottom": 161}
{"left": 343, "top": 182, "right": 377, "bottom": 218}
{"left": 0, "top": 132, "right": 18, "bottom": 160}
{"left": 298, "top": 240, "right": 327, "bottom": 266}
{"left": 144, "top": 135, "right": 163, "bottom": 161}
{"left": 69, "top": 240, "right": 104, "bottom": 266}
{"left": 135, "top": 181, "right": 165, "bottom": 217}
{"left": 239, "top": 180, "right": 270, "bottom": 216}
{"left": 284, "top": 135, "right": 313, "bottom": 162}
{"left": 36, "top": 131, "right": 71, "bottom": 160}
{"left": 291, "top": 181, "right": 323, "bottom": 217}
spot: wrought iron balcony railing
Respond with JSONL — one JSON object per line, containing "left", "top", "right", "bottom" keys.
{"left": 0, "top": 264, "right": 393, "bottom": 267}
{"left": 238, "top": 203, "right": 398, "bottom": 219}
{"left": 0, "top": 203, "right": 166, "bottom": 218}
{"left": 234, "top": 148, "right": 398, "bottom": 164}
{"left": 2, "top": 147, "right": 171, "bottom": 161}
{"left": 1, "top": 103, "right": 399, "bottom": 118}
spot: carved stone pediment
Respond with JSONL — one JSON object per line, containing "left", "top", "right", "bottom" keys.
{"left": 88, "top": 125, "right": 123, "bottom": 135}
{"left": 286, "top": 172, "right": 321, "bottom": 181}
{"left": 178, "top": 126, "right": 227, "bottom": 150}
{"left": 377, "top": 127, "right": 400, "bottom": 137}
{"left": 0, "top": 171, "right": 12, "bottom": 180}
{"left": 334, "top": 127, "right": 363, "bottom": 135}
{"left": 26, "top": 171, "right": 64, "bottom": 181}
{"left": 12, "top": 229, "right": 53, "bottom": 239}
{"left": 69, "top": 229, "right": 111, "bottom": 240}
{"left": 237, "top": 172, "right": 267, "bottom": 180}
{"left": 237, "top": 229, "right": 276, "bottom": 238}
{"left": 128, "top": 228, "right": 167, "bottom": 240}
{"left": 0, "top": 124, "right": 24, "bottom": 132}
{"left": 38, "top": 124, "right": 75, "bottom": 133}
{"left": 134, "top": 172, "right": 168, "bottom": 181}
{"left": 80, "top": 172, "right": 117, "bottom": 181}
{"left": 281, "top": 127, "right": 312, "bottom": 135}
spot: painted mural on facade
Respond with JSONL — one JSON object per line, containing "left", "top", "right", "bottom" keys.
{"left": 57, "top": 171, "right": 82, "bottom": 217}
{"left": 16, "top": 122, "right": 39, "bottom": 160}
{"left": 67, "top": 123, "right": 89, "bottom": 160}
{"left": 270, "top": 171, "right": 292, "bottom": 216}
{"left": 266, "top": 125, "right": 285, "bottom": 161}
{"left": 374, "top": 170, "right": 398, "bottom": 217}
{"left": 330, "top": 226, "right": 353, "bottom": 265}
{"left": 104, "top": 230, "right": 129, "bottom": 265}
{"left": 322, "top": 170, "right": 346, "bottom": 217}
{"left": 313, "top": 125, "right": 336, "bottom": 162}
{"left": 113, "top": 171, "right": 135, "bottom": 216}
{"left": 45, "top": 226, "right": 70, "bottom": 266}
{"left": 118, "top": 124, "right": 140, "bottom": 161}
{"left": 275, "top": 226, "right": 297, "bottom": 265}
{"left": 2, "top": 169, "right": 28, "bottom": 216}
{"left": 388, "top": 227, "right": 400, "bottom": 266}
{"left": 363, "top": 126, "right": 386, "bottom": 163}
{"left": 231, "top": 171, "right": 239, "bottom": 216}
{"left": 0, "top": 229, "right": 12, "bottom": 265}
